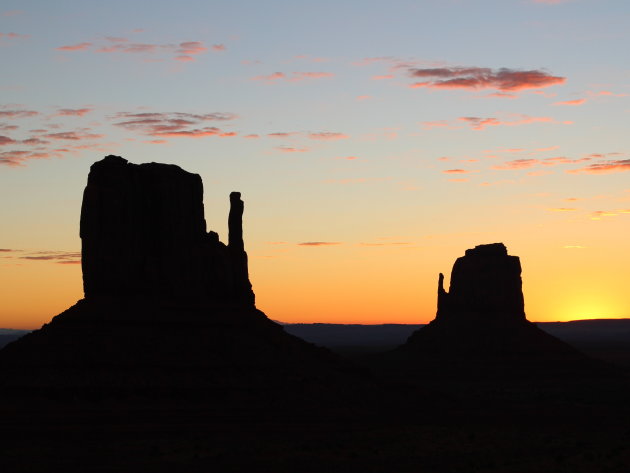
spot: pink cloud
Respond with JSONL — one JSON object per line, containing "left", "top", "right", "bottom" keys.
{"left": 177, "top": 41, "right": 207, "bottom": 55}
{"left": 0, "top": 110, "right": 38, "bottom": 119}
{"left": 542, "top": 156, "right": 591, "bottom": 165}
{"left": 0, "top": 32, "right": 29, "bottom": 40}
{"left": 442, "top": 169, "right": 471, "bottom": 174}
{"left": 290, "top": 72, "right": 334, "bottom": 81}
{"left": 45, "top": 131, "right": 104, "bottom": 140}
{"left": 56, "top": 36, "right": 210, "bottom": 63}
{"left": 153, "top": 127, "right": 223, "bottom": 138}
{"left": 251, "top": 71, "right": 333, "bottom": 82}
{"left": 55, "top": 108, "right": 93, "bottom": 117}
{"left": 591, "top": 90, "right": 628, "bottom": 97}
{"left": 244, "top": 134, "right": 259, "bottom": 139}
{"left": 372, "top": 75, "right": 394, "bottom": 80}
{"left": 356, "top": 95, "right": 371, "bottom": 101}
{"left": 336, "top": 156, "right": 360, "bottom": 160}
{"left": 308, "top": 132, "right": 348, "bottom": 140}
{"left": 276, "top": 146, "right": 308, "bottom": 153}
{"left": 112, "top": 111, "right": 237, "bottom": 138}
{"left": 553, "top": 98, "right": 586, "bottom": 106}
{"left": 487, "top": 92, "right": 518, "bottom": 99}
{"left": 56, "top": 42, "right": 92, "bottom": 51}
{"left": 297, "top": 242, "right": 342, "bottom": 246}
{"left": 459, "top": 115, "right": 555, "bottom": 130}
{"left": 567, "top": 160, "right": 630, "bottom": 175}
{"left": 252, "top": 72, "right": 286, "bottom": 81}
{"left": 408, "top": 66, "right": 565, "bottom": 92}
{"left": 0, "top": 150, "right": 66, "bottom": 167}
{"left": 422, "top": 120, "right": 451, "bottom": 130}
{"left": 268, "top": 132, "right": 299, "bottom": 138}
{"left": 212, "top": 44, "right": 226, "bottom": 51}
{"left": 492, "top": 159, "right": 540, "bottom": 170}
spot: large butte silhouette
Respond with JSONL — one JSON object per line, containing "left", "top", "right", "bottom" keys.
{"left": 0, "top": 156, "right": 357, "bottom": 400}
{"left": 388, "top": 243, "right": 589, "bottom": 378}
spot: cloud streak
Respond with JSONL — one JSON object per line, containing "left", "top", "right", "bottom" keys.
{"left": 459, "top": 115, "right": 558, "bottom": 130}
{"left": 56, "top": 37, "right": 213, "bottom": 62}
{"left": 567, "top": 159, "right": 630, "bottom": 175}
{"left": 408, "top": 66, "right": 565, "bottom": 92}
{"left": 251, "top": 71, "right": 334, "bottom": 82}
{"left": 112, "top": 111, "right": 237, "bottom": 139}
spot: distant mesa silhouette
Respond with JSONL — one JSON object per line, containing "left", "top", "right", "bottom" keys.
{"left": 0, "top": 156, "right": 358, "bottom": 400}
{"left": 396, "top": 243, "right": 586, "bottom": 367}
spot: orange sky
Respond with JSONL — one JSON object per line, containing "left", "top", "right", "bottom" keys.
{"left": 2, "top": 0, "right": 630, "bottom": 329}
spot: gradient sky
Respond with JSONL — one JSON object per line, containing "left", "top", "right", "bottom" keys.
{"left": 1, "top": 0, "right": 629, "bottom": 329}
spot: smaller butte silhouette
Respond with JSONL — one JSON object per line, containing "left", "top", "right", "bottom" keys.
{"left": 0, "top": 156, "right": 357, "bottom": 400}
{"left": 391, "top": 243, "right": 588, "bottom": 377}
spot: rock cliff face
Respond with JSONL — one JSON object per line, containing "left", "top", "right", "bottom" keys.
{"left": 80, "top": 155, "right": 254, "bottom": 305}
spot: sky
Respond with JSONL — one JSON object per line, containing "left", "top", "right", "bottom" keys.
{"left": 1, "top": 0, "right": 629, "bottom": 329}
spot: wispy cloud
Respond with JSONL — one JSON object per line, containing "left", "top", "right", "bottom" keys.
{"left": 268, "top": 132, "right": 300, "bottom": 138}
{"left": 45, "top": 130, "right": 104, "bottom": 140}
{"left": 56, "top": 42, "right": 93, "bottom": 51}
{"left": 13, "top": 250, "right": 81, "bottom": 264}
{"left": 553, "top": 98, "right": 586, "bottom": 106}
{"left": 276, "top": 146, "right": 308, "bottom": 153}
{"left": 56, "top": 36, "right": 214, "bottom": 62}
{"left": 590, "top": 209, "right": 630, "bottom": 220}
{"left": 297, "top": 242, "right": 342, "bottom": 246}
{"left": 251, "top": 71, "right": 333, "bottom": 82}
{"left": 54, "top": 108, "right": 93, "bottom": 117}
{"left": 567, "top": 159, "right": 630, "bottom": 175}
{"left": 308, "top": 132, "right": 348, "bottom": 140}
{"left": 408, "top": 66, "right": 565, "bottom": 92}
{"left": 112, "top": 111, "right": 237, "bottom": 138}
{"left": 492, "top": 159, "right": 540, "bottom": 170}
{"left": 0, "top": 109, "right": 38, "bottom": 119}
{"left": 459, "top": 115, "right": 558, "bottom": 130}
{"left": 442, "top": 169, "right": 475, "bottom": 174}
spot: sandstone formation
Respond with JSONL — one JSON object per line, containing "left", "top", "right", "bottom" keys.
{"left": 80, "top": 155, "right": 254, "bottom": 304}
{"left": 0, "top": 156, "right": 359, "bottom": 400}
{"left": 400, "top": 243, "right": 585, "bottom": 363}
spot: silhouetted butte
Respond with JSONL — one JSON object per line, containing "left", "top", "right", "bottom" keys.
{"left": 0, "top": 155, "right": 359, "bottom": 401}
{"left": 387, "top": 243, "right": 595, "bottom": 379}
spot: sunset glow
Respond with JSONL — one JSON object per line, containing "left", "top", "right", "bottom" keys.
{"left": 1, "top": 0, "right": 629, "bottom": 329}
